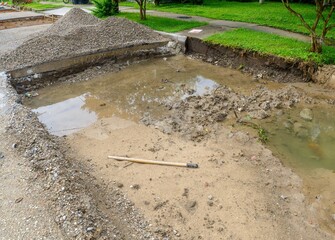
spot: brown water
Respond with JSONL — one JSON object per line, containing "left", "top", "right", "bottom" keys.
{"left": 262, "top": 107, "right": 335, "bottom": 171}
{"left": 24, "top": 55, "right": 335, "bottom": 232}
{"left": 25, "top": 55, "right": 260, "bottom": 136}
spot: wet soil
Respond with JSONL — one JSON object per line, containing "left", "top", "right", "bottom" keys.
{"left": 2, "top": 13, "right": 335, "bottom": 238}
{"left": 24, "top": 55, "right": 335, "bottom": 239}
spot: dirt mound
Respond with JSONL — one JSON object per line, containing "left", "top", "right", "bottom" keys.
{"left": 0, "top": 8, "right": 167, "bottom": 71}
{"left": 143, "top": 85, "right": 306, "bottom": 140}
{"left": 314, "top": 65, "right": 335, "bottom": 88}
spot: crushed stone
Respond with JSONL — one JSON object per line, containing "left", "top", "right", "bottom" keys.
{"left": 0, "top": 8, "right": 167, "bottom": 71}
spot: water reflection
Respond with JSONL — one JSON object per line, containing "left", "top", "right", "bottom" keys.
{"left": 33, "top": 93, "right": 97, "bottom": 136}
{"left": 181, "top": 76, "right": 219, "bottom": 99}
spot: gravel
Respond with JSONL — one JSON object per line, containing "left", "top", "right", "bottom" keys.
{"left": 0, "top": 8, "right": 167, "bottom": 71}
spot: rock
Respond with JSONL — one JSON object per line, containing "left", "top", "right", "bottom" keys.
{"left": 207, "top": 200, "right": 214, "bottom": 207}
{"left": 0, "top": 152, "right": 4, "bottom": 159}
{"left": 185, "top": 200, "right": 197, "bottom": 212}
{"left": 283, "top": 120, "right": 293, "bottom": 130}
{"left": 293, "top": 122, "right": 309, "bottom": 138}
{"left": 130, "top": 184, "right": 140, "bottom": 190}
{"left": 215, "top": 112, "right": 227, "bottom": 122}
{"left": 299, "top": 108, "right": 313, "bottom": 121}
{"left": 280, "top": 195, "right": 288, "bottom": 201}
{"left": 331, "top": 213, "right": 335, "bottom": 222}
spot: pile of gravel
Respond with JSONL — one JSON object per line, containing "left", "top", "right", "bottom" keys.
{"left": 1, "top": 8, "right": 167, "bottom": 71}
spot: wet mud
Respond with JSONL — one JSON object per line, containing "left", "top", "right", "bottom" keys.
{"left": 23, "top": 55, "right": 335, "bottom": 239}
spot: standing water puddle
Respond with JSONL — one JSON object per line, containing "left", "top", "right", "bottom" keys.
{"left": 24, "top": 55, "right": 335, "bottom": 232}
{"left": 32, "top": 93, "right": 97, "bottom": 136}
{"left": 263, "top": 107, "right": 335, "bottom": 171}
{"left": 25, "top": 55, "right": 260, "bottom": 135}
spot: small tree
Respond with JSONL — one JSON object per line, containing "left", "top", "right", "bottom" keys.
{"left": 135, "top": 0, "right": 147, "bottom": 20}
{"left": 282, "top": 0, "right": 335, "bottom": 53}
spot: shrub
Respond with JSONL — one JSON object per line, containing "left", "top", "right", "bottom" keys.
{"left": 92, "top": 0, "right": 119, "bottom": 18}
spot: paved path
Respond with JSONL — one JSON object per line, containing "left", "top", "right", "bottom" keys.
{"left": 119, "top": 6, "right": 310, "bottom": 42}
{"left": 0, "top": 11, "right": 44, "bottom": 21}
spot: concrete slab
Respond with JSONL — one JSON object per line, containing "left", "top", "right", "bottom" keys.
{"left": 0, "top": 11, "right": 44, "bottom": 21}
{"left": 43, "top": 7, "right": 91, "bottom": 16}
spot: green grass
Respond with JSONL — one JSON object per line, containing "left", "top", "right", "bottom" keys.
{"left": 205, "top": 29, "right": 335, "bottom": 64}
{"left": 19, "top": 2, "right": 64, "bottom": 10}
{"left": 117, "top": 12, "right": 207, "bottom": 32}
{"left": 120, "top": 1, "right": 335, "bottom": 39}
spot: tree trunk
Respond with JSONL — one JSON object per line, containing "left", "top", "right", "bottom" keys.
{"left": 139, "top": 3, "right": 144, "bottom": 20}
{"left": 310, "top": 35, "right": 322, "bottom": 53}
{"left": 143, "top": 0, "right": 147, "bottom": 20}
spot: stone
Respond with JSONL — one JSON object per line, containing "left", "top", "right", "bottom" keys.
{"left": 207, "top": 200, "right": 214, "bottom": 207}
{"left": 299, "top": 108, "right": 313, "bottom": 121}
{"left": 293, "top": 122, "right": 309, "bottom": 138}
{"left": 185, "top": 200, "right": 197, "bottom": 212}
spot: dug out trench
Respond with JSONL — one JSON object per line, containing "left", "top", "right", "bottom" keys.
{"left": 1, "top": 9, "right": 335, "bottom": 240}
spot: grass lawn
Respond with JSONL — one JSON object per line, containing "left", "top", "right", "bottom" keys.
{"left": 120, "top": 1, "right": 335, "bottom": 39}
{"left": 10, "top": 2, "right": 64, "bottom": 10}
{"left": 205, "top": 28, "right": 335, "bottom": 64}
{"left": 117, "top": 12, "right": 207, "bottom": 33}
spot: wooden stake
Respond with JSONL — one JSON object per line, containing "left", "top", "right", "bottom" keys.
{"left": 108, "top": 156, "right": 198, "bottom": 168}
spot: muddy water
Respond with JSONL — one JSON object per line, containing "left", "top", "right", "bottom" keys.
{"left": 262, "top": 107, "right": 335, "bottom": 171}
{"left": 24, "top": 55, "right": 260, "bottom": 135}
{"left": 259, "top": 105, "right": 335, "bottom": 232}
{"left": 24, "top": 55, "right": 335, "bottom": 232}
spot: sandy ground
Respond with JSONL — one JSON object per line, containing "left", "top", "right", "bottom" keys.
{"left": 66, "top": 116, "right": 333, "bottom": 240}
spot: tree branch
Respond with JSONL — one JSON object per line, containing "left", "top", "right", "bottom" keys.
{"left": 281, "top": 0, "right": 313, "bottom": 34}
{"left": 322, "top": 5, "right": 335, "bottom": 38}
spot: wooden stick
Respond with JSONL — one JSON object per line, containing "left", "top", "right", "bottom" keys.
{"left": 108, "top": 156, "right": 198, "bottom": 168}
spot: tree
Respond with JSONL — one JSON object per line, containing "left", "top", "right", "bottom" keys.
{"left": 282, "top": 0, "right": 335, "bottom": 53}
{"left": 135, "top": 0, "right": 147, "bottom": 20}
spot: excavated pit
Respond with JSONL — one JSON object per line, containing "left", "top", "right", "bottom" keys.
{"left": 1, "top": 8, "right": 335, "bottom": 240}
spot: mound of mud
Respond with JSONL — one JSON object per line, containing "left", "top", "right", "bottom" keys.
{"left": 0, "top": 8, "right": 167, "bottom": 71}
{"left": 143, "top": 85, "right": 309, "bottom": 140}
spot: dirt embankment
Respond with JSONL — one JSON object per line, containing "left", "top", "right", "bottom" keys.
{"left": 186, "top": 37, "right": 319, "bottom": 83}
